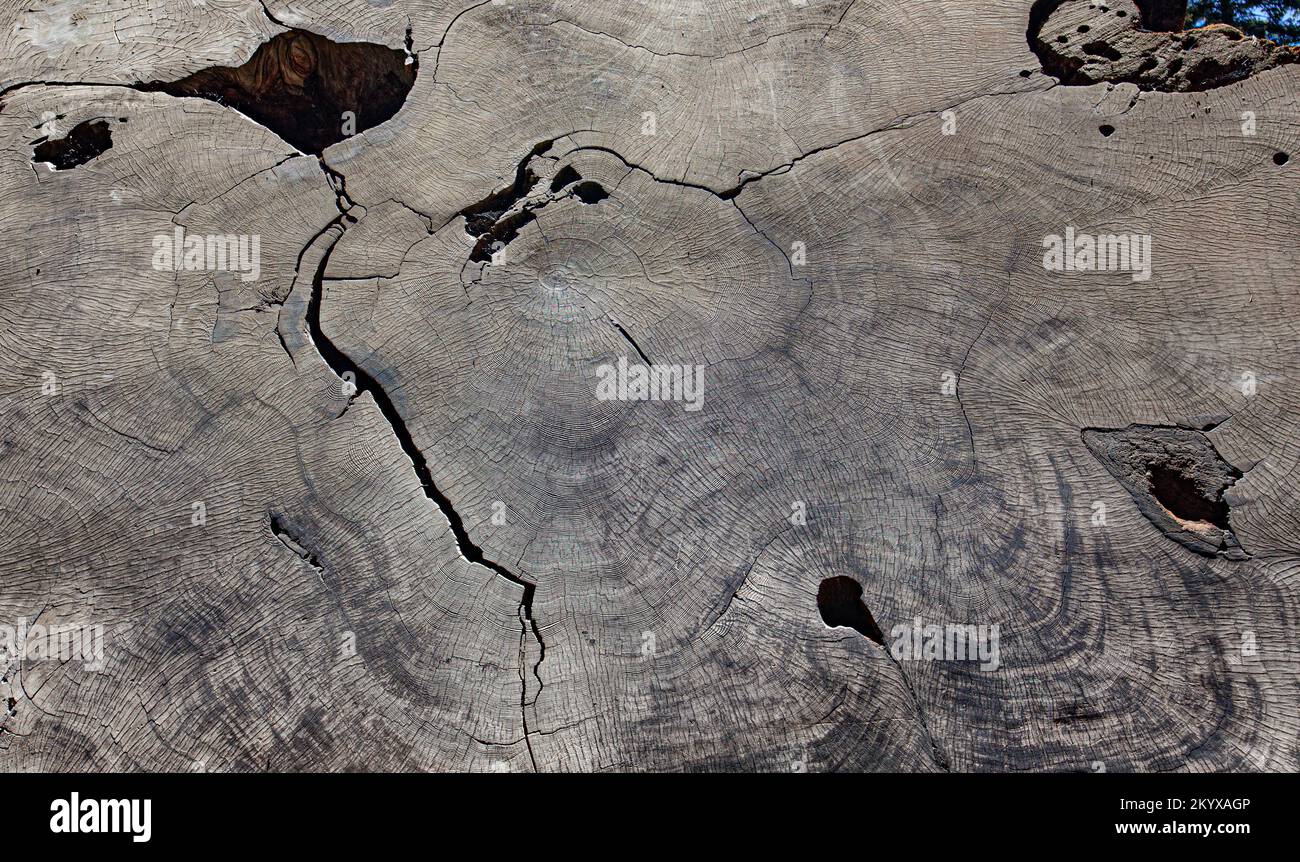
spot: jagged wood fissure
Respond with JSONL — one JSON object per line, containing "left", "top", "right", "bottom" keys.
{"left": 292, "top": 184, "right": 548, "bottom": 767}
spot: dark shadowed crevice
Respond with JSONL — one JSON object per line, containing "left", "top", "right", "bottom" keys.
{"left": 458, "top": 139, "right": 549, "bottom": 262}
{"left": 461, "top": 142, "right": 548, "bottom": 235}
{"left": 298, "top": 216, "right": 545, "bottom": 770}
{"left": 816, "top": 576, "right": 885, "bottom": 645}
{"left": 466, "top": 209, "right": 538, "bottom": 263}
{"left": 610, "top": 318, "right": 652, "bottom": 364}
{"left": 549, "top": 164, "right": 582, "bottom": 192}
{"left": 269, "top": 512, "right": 323, "bottom": 570}
{"left": 306, "top": 233, "right": 545, "bottom": 624}
{"left": 1084, "top": 40, "right": 1124, "bottom": 60}
{"left": 457, "top": 140, "right": 610, "bottom": 265}
{"left": 137, "top": 29, "right": 416, "bottom": 154}
{"left": 32, "top": 118, "right": 115, "bottom": 169}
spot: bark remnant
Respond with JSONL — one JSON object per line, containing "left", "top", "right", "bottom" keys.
{"left": 1030, "top": 0, "right": 1297, "bottom": 90}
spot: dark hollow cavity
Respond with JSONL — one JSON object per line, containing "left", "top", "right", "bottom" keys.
{"left": 1274, "top": 152, "right": 1290, "bottom": 165}
{"left": 572, "top": 180, "right": 609, "bottom": 204}
{"left": 817, "top": 576, "right": 885, "bottom": 645}
{"left": 549, "top": 164, "right": 582, "bottom": 192}
{"left": 138, "top": 29, "right": 416, "bottom": 154}
{"left": 1084, "top": 40, "right": 1123, "bottom": 60}
{"left": 1147, "top": 462, "right": 1230, "bottom": 528}
{"left": 1099, "top": 123, "right": 1116, "bottom": 136}
{"left": 469, "top": 210, "right": 536, "bottom": 263}
{"left": 32, "top": 119, "right": 114, "bottom": 169}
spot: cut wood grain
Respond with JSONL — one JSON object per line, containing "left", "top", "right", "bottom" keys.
{"left": 0, "top": 0, "right": 1296, "bottom": 772}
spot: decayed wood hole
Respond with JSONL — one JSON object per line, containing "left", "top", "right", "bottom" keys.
{"left": 1083, "top": 425, "right": 1250, "bottom": 560}
{"left": 0, "top": 0, "right": 1297, "bottom": 773}
{"left": 817, "top": 577, "right": 886, "bottom": 645}
{"left": 138, "top": 29, "right": 417, "bottom": 155}
{"left": 31, "top": 117, "right": 116, "bottom": 169}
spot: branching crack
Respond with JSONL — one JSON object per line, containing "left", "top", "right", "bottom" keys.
{"left": 455, "top": 136, "right": 608, "bottom": 285}
{"left": 557, "top": 87, "right": 1046, "bottom": 203}
{"left": 888, "top": 655, "right": 952, "bottom": 771}
{"left": 292, "top": 161, "right": 548, "bottom": 771}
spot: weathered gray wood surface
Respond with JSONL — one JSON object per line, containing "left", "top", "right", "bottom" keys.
{"left": 0, "top": 0, "right": 1296, "bottom": 771}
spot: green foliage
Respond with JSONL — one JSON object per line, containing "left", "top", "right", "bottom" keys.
{"left": 1186, "top": 0, "right": 1300, "bottom": 42}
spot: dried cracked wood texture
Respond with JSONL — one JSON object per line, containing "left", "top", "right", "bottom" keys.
{"left": 0, "top": 0, "right": 1297, "bottom": 772}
